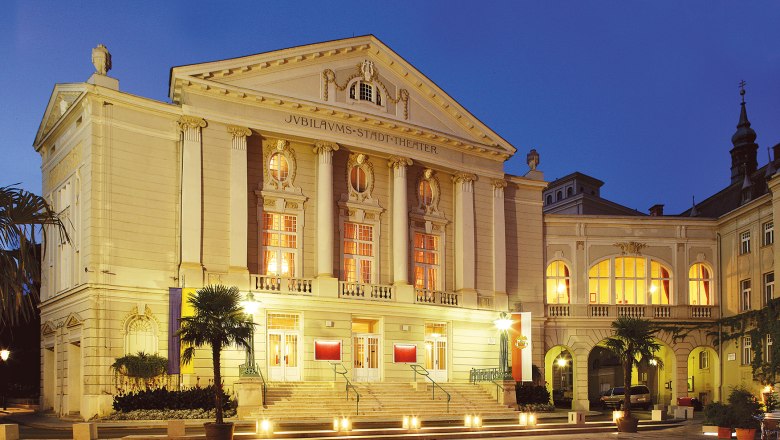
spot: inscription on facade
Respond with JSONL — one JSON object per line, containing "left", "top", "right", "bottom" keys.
{"left": 284, "top": 114, "right": 439, "bottom": 155}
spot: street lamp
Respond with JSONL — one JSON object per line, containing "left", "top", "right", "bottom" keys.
{"left": 494, "top": 312, "right": 513, "bottom": 380}
{"left": 0, "top": 349, "right": 8, "bottom": 410}
{"left": 239, "top": 292, "right": 260, "bottom": 377}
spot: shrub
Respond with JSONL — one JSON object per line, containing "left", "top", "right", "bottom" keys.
{"left": 727, "top": 386, "right": 763, "bottom": 430}
{"left": 703, "top": 402, "right": 733, "bottom": 427}
{"left": 112, "top": 385, "right": 235, "bottom": 412}
{"left": 518, "top": 403, "right": 555, "bottom": 412}
{"left": 516, "top": 382, "right": 551, "bottom": 405}
{"left": 111, "top": 352, "right": 169, "bottom": 391}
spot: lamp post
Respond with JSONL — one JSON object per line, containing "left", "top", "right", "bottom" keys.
{"left": 494, "top": 313, "right": 513, "bottom": 380}
{"left": 239, "top": 292, "right": 260, "bottom": 377}
{"left": 0, "top": 349, "right": 9, "bottom": 410}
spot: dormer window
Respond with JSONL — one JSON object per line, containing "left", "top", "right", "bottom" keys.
{"left": 349, "top": 81, "right": 382, "bottom": 106}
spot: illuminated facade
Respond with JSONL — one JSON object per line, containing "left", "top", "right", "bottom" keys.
{"left": 32, "top": 37, "right": 774, "bottom": 420}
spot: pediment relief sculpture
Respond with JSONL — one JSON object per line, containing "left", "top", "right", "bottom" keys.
{"left": 322, "top": 60, "right": 410, "bottom": 119}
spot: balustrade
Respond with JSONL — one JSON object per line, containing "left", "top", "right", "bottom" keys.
{"left": 339, "top": 281, "right": 394, "bottom": 301}
{"left": 251, "top": 275, "right": 313, "bottom": 295}
{"left": 546, "top": 304, "right": 571, "bottom": 317}
{"left": 415, "top": 288, "right": 460, "bottom": 306}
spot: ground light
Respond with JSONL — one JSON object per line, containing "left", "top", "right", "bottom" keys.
{"left": 256, "top": 419, "right": 273, "bottom": 437}
{"left": 612, "top": 410, "right": 624, "bottom": 422}
{"left": 519, "top": 412, "right": 536, "bottom": 426}
{"left": 464, "top": 415, "right": 482, "bottom": 428}
{"left": 0, "top": 350, "right": 8, "bottom": 362}
{"left": 402, "top": 416, "right": 421, "bottom": 430}
{"left": 333, "top": 417, "right": 351, "bottom": 432}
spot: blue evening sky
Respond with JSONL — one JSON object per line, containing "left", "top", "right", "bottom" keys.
{"left": 2, "top": 1, "right": 779, "bottom": 214}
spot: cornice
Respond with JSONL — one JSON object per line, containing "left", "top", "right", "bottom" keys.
{"left": 173, "top": 76, "right": 510, "bottom": 162}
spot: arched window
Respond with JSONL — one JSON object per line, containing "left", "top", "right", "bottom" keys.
{"left": 349, "top": 81, "right": 382, "bottom": 106}
{"left": 566, "top": 187, "right": 573, "bottom": 197}
{"left": 556, "top": 191, "right": 563, "bottom": 201}
{"left": 546, "top": 195, "right": 553, "bottom": 205}
{"left": 588, "top": 257, "right": 673, "bottom": 305}
{"left": 588, "top": 260, "right": 610, "bottom": 304}
{"left": 689, "top": 263, "right": 713, "bottom": 305}
{"left": 125, "top": 316, "right": 157, "bottom": 355}
{"left": 546, "top": 261, "right": 571, "bottom": 304}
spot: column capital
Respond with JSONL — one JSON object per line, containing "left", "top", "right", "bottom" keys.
{"left": 227, "top": 125, "right": 251, "bottom": 138}
{"left": 313, "top": 140, "right": 340, "bottom": 155}
{"left": 178, "top": 116, "right": 207, "bottom": 131}
{"left": 452, "top": 172, "right": 477, "bottom": 184}
{"left": 387, "top": 156, "right": 413, "bottom": 169}
{"left": 491, "top": 178, "right": 508, "bottom": 189}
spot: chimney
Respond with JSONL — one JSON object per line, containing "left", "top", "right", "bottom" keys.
{"left": 649, "top": 204, "right": 664, "bottom": 216}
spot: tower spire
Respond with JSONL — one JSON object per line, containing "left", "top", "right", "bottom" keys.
{"left": 729, "top": 80, "right": 758, "bottom": 184}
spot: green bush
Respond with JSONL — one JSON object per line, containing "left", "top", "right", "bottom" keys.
{"left": 727, "top": 386, "right": 763, "bottom": 430}
{"left": 703, "top": 402, "right": 733, "bottom": 427}
{"left": 112, "top": 386, "right": 235, "bottom": 412}
{"left": 516, "top": 382, "right": 551, "bottom": 405}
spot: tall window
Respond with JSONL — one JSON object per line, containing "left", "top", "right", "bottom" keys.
{"left": 344, "top": 222, "right": 373, "bottom": 283}
{"left": 648, "top": 260, "right": 671, "bottom": 305}
{"left": 764, "top": 222, "right": 775, "bottom": 246}
{"left": 546, "top": 261, "right": 571, "bottom": 304}
{"left": 740, "top": 230, "right": 751, "bottom": 254}
{"left": 414, "top": 232, "right": 439, "bottom": 290}
{"left": 689, "top": 263, "right": 713, "bottom": 306}
{"left": 764, "top": 272, "right": 775, "bottom": 307}
{"left": 615, "top": 257, "right": 646, "bottom": 304}
{"left": 699, "top": 350, "right": 709, "bottom": 369}
{"left": 588, "top": 260, "right": 610, "bottom": 304}
{"left": 740, "top": 279, "right": 752, "bottom": 311}
{"left": 743, "top": 336, "right": 752, "bottom": 365}
{"left": 262, "top": 213, "right": 297, "bottom": 276}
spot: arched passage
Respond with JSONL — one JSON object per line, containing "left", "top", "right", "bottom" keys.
{"left": 687, "top": 346, "right": 720, "bottom": 404}
{"left": 588, "top": 339, "right": 675, "bottom": 408}
{"left": 545, "top": 345, "right": 574, "bottom": 408}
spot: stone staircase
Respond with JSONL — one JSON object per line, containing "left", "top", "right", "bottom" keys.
{"left": 252, "top": 381, "right": 517, "bottom": 422}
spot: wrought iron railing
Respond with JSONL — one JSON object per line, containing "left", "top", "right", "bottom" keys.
{"left": 469, "top": 367, "right": 504, "bottom": 384}
{"left": 238, "top": 363, "right": 267, "bottom": 408}
{"left": 410, "top": 364, "right": 450, "bottom": 413}
{"left": 330, "top": 362, "right": 360, "bottom": 415}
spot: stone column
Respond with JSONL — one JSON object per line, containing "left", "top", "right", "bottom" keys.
{"left": 453, "top": 173, "right": 477, "bottom": 307}
{"left": 227, "top": 125, "right": 251, "bottom": 288}
{"left": 389, "top": 156, "right": 413, "bottom": 285}
{"left": 313, "top": 141, "right": 339, "bottom": 278}
{"left": 178, "top": 116, "right": 206, "bottom": 286}
{"left": 492, "top": 179, "right": 508, "bottom": 310}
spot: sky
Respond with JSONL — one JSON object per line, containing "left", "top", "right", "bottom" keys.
{"left": 2, "top": 1, "right": 780, "bottom": 214}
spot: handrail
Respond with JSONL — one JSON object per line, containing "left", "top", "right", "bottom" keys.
{"left": 238, "top": 363, "right": 267, "bottom": 408}
{"left": 410, "top": 364, "right": 450, "bottom": 413}
{"left": 490, "top": 379, "right": 504, "bottom": 403}
{"left": 330, "top": 362, "right": 360, "bottom": 415}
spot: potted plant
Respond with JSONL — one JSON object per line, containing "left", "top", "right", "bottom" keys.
{"left": 178, "top": 285, "right": 254, "bottom": 440}
{"left": 604, "top": 317, "right": 661, "bottom": 433}
{"left": 728, "top": 387, "right": 763, "bottom": 440}
{"left": 703, "top": 401, "right": 734, "bottom": 439}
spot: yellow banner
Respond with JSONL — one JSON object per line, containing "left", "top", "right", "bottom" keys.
{"left": 179, "top": 288, "right": 197, "bottom": 375}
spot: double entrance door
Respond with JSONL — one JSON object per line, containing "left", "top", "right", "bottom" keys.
{"left": 353, "top": 333, "right": 380, "bottom": 382}
{"left": 267, "top": 313, "right": 301, "bottom": 382}
{"left": 425, "top": 323, "right": 448, "bottom": 382}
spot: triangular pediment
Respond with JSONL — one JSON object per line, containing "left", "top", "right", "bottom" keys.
{"left": 41, "top": 321, "right": 56, "bottom": 335}
{"left": 170, "top": 35, "right": 515, "bottom": 158}
{"left": 65, "top": 312, "right": 83, "bottom": 328}
{"left": 34, "top": 84, "right": 86, "bottom": 149}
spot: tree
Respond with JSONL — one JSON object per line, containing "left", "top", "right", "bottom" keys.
{"left": 604, "top": 317, "right": 662, "bottom": 426}
{"left": 0, "top": 185, "right": 67, "bottom": 326}
{"left": 178, "top": 285, "right": 254, "bottom": 425}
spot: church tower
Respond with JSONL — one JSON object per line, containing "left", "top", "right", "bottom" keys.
{"left": 730, "top": 83, "right": 759, "bottom": 185}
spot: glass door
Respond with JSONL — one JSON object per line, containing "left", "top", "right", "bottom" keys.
{"left": 425, "top": 323, "right": 448, "bottom": 382}
{"left": 353, "top": 334, "right": 380, "bottom": 382}
{"left": 267, "top": 314, "right": 301, "bottom": 381}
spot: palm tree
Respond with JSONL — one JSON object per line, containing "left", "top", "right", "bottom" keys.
{"left": 0, "top": 185, "right": 67, "bottom": 325}
{"left": 178, "top": 285, "right": 254, "bottom": 427}
{"left": 604, "top": 317, "right": 661, "bottom": 428}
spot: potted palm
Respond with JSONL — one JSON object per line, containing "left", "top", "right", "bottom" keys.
{"left": 728, "top": 387, "right": 763, "bottom": 440}
{"left": 178, "top": 285, "right": 254, "bottom": 440}
{"left": 604, "top": 317, "right": 661, "bottom": 433}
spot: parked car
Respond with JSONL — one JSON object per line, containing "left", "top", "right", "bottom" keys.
{"left": 600, "top": 385, "right": 652, "bottom": 410}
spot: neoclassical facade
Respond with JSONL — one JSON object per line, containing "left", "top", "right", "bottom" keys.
{"left": 32, "top": 37, "right": 774, "bottom": 420}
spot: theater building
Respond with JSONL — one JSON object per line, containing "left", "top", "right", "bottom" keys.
{"left": 32, "top": 36, "right": 772, "bottom": 420}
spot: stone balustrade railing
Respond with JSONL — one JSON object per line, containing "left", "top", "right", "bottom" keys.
{"left": 415, "top": 289, "right": 460, "bottom": 307}
{"left": 250, "top": 275, "right": 314, "bottom": 295}
{"left": 545, "top": 303, "right": 718, "bottom": 320}
{"left": 339, "top": 281, "right": 394, "bottom": 301}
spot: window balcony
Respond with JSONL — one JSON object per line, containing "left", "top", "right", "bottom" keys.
{"left": 339, "top": 281, "right": 394, "bottom": 301}
{"left": 545, "top": 304, "right": 719, "bottom": 320}
{"left": 415, "top": 288, "right": 460, "bottom": 307}
{"left": 250, "top": 275, "right": 314, "bottom": 295}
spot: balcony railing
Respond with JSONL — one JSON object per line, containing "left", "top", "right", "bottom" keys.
{"left": 415, "top": 289, "right": 460, "bottom": 307}
{"left": 339, "top": 282, "right": 394, "bottom": 301}
{"left": 477, "top": 295, "right": 494, "bottom": 310}
{"left": 251, "top": 275, "right": 313, "bottom": 295}
{"left": 569, "top": 304, "right": 719, "bottom": 320}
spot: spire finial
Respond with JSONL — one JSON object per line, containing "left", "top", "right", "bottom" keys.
{"left": 739, "top": 80, "right": 747, "bottom": 104}
{"left": 690, "top": 196, "right": 698, "bottom": 217}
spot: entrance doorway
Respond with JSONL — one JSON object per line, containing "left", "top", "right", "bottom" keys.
{"left": 424, "top": 323, "right": 448, "bottom": 382}
{"left": 66, "top": 342, "right": 81, "bottom": 415}
{"left": 267, "top": 313, "right": 301, "bottom": 381}
{"left": 352, "top": 318, "right": 380, "bottom": 382}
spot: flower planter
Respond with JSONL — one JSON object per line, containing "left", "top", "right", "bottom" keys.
{"left": 616, "top": 416, "right": 639, "bottom": 433}
{"left": 204, "top": 422, "right": 234, "bottom": 440}
{"left": 735, "top": 428, "right": 756, "bottom": 440}
{"left": 717, "top": 426, "right": 732, "bottom": 439}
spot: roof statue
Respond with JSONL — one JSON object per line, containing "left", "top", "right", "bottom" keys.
{"left": 92, "top": 44, "right": 111, "bottom": 76}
